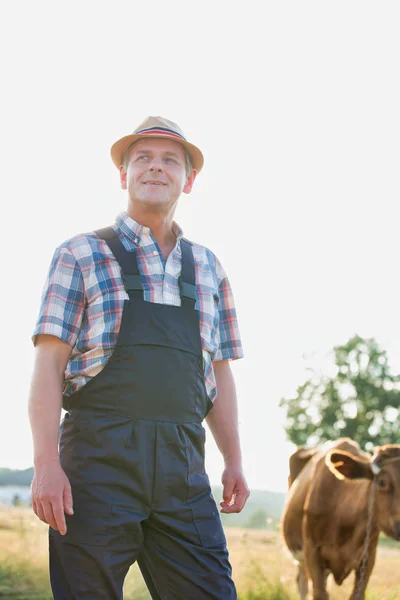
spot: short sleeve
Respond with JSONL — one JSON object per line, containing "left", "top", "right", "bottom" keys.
{"left": 32, "top": 245, "right": 85, "bottom": 347}
{"left": 213, "top": 256, "right": 244, "bottom": 362}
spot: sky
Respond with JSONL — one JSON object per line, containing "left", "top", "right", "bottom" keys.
{"left": 0, "top": 1, "right": 399, "bottom": 493}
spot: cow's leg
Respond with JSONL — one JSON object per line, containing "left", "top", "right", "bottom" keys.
{"left": 303, "top": 538, "right": 329, "bottom": 600}
{"left": 348, "top": 544, "right": 377, "bottom": 600}
{"left": 296, "top": 561, "right": 309, "bottom": 600}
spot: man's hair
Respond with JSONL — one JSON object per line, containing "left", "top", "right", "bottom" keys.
{"left": 122, "top": 140, "right": 193, "bottom": 176}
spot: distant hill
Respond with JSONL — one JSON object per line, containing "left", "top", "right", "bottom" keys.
{"left": 0, "top": 467, "right": 34, "bottom": 486}
{"left": 212, "top": 486, "right": 286, "bottom": 528}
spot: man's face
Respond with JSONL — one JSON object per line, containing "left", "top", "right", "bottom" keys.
{"left": 120, "top": 138, "right": 196, "bottom": 210}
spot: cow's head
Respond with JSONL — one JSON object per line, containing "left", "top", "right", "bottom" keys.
{"left": 326, "top": 445, "right": 400, "bottom": 541}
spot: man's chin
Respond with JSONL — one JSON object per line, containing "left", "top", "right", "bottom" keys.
{"left": 143, "top": 196, "right": 170, "bottom": 205}
{"left": 132, "top": 196, "right": 172, "bottom": 209}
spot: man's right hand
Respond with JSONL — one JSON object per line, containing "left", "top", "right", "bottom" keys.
{"left": 28, "top": 335, "right": 74, "bottom": 535}
{"left": 31, "top": 460, "right": 74, "bottom": 535}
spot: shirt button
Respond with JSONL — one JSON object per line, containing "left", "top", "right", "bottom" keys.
{"left": 153, "top": 250, "right": 158, "bottom": 256}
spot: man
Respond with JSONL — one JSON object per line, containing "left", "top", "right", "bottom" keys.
{"left": 29, "top": 116, "right": 249, "bottom": 599}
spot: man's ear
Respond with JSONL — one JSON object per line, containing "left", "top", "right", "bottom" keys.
{"left": 120, "top": 165, "right": 127, "bottom": 190}
{"left": 183, "top": 169, "right": 197, "bottom": 195}
{"left": 325, "top": 450, "right": 373, "bottom": 481}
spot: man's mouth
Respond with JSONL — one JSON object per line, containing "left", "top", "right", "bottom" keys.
{"left": 143, "top": 181, "right": 167, "bottom": 186}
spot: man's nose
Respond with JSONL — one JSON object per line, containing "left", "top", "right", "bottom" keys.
{"left": 149, "top": 159, "right": 163, "bottom": 172}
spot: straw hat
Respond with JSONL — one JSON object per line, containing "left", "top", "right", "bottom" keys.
{"left": 110, "top": 116, "right": 204, "bottom": 173}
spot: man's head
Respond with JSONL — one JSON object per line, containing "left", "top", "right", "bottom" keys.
{"left": 120, "top": 137, "right": 197, "bottom": 212}
{"left": 111, "top": 116, "right": 203, "bottom": 215}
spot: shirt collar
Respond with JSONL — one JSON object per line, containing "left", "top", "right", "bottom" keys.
{"left": 115, "top": 211, "right": 184, "bottom": 247}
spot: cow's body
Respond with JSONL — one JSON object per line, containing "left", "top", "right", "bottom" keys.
{"left": 281, "top": 438, "right": 400, "bottom": 600}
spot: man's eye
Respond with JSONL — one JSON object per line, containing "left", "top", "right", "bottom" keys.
{"left": 137, "top": 155, "right": 150, "bottom": 161}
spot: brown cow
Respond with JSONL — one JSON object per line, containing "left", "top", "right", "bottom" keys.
{"left": 281, "top": 437, "right": 400, "bottom": 600}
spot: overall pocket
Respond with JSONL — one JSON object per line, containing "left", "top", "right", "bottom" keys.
{"left": 191, "top": 487, "right": 227, "bottom": 548}
{"left": 50, "top": 492, "right": 113, "bottom": 547}
{"left": 59, "top": 413, "right": 92, "bottom": 456}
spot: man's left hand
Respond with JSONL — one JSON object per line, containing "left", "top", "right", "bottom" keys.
{"left": 219, "top": 466, "right": 250, "bottom": 514}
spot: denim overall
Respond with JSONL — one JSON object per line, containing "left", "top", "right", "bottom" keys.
{"left": 49, "top": 227, "right": 237, "bottom": 599}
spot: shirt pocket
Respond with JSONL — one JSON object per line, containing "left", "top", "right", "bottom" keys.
{"left": 80, "top": 289, "right": 127, "bottom": 350}
{"left": 197, "top": 290, "right": 219, "bottom": 328}
{"left": 86, "top": 287, "right": 127, "bottom": 316}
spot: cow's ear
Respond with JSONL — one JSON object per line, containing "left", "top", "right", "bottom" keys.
{"left": 325, "top": 450, "right": 373, "bottom": 481}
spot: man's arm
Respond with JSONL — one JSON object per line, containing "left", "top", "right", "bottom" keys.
{"left": 28, "top": 334, "right": 74, "bottom": 534}
{"left": 206, "top": 359, "right": 249, "bottom": 513}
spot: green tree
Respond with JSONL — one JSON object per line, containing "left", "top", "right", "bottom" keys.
{"left": 245, "top": 508, "right": 269, "bottom": 530}
{"left": 280, "top": 335, "right": 400, "bottom": 450}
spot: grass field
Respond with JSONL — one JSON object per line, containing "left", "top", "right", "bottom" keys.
{"left": 1, "top": 506, "right": 400, "bottom": 599}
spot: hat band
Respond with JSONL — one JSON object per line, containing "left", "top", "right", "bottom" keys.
{"left": 135, "top": 126, "right": 186, "bottom": 141}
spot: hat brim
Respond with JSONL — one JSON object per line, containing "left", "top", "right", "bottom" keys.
{"left": 110, "top": 133, "right": 204, "bottom": 173}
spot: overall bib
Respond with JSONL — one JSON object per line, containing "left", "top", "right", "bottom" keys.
{"left": 49, "top": 227, "right": 237, "bottom": 600}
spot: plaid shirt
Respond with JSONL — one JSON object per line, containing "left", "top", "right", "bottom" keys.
{"left": 33, "top": 212, "right": 243, "bottom": 402}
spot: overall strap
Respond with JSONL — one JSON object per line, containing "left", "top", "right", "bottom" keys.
{"left": 95, "top": 227, "right": 142, "bottom": 292}
{"left": 179, "top": 238, "right": 197, "bottom": 308}
{"left": 95, "top": 228, "right": 197, "bottom": 305}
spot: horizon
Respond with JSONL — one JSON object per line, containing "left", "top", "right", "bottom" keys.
{"left": 0, "top": 466, "right": 286, "bottom": 496}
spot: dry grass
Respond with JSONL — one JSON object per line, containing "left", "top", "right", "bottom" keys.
{"left": 226, "top": 528, "right": 400, "bottom": 599}
{"left": 1, "top": 506, "right": 400, "bottom": 599}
